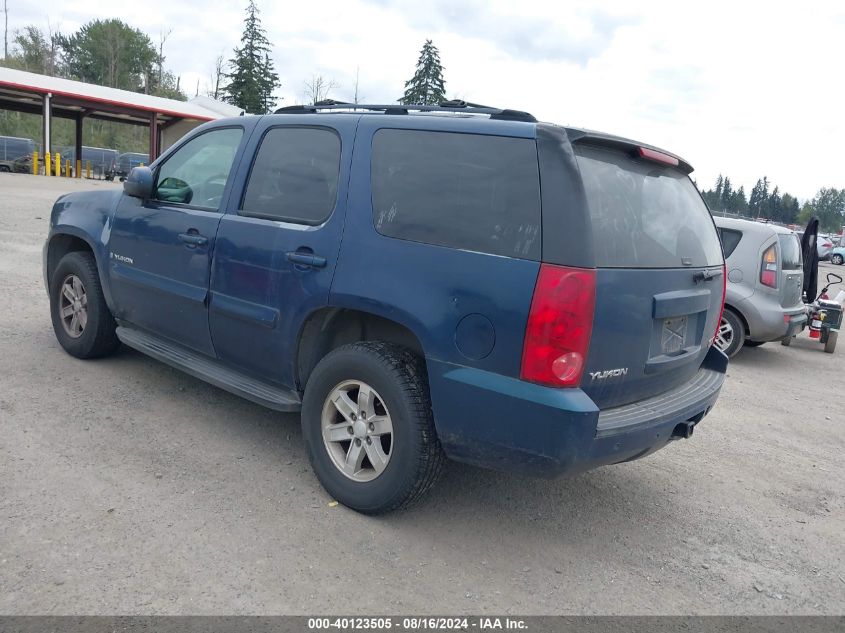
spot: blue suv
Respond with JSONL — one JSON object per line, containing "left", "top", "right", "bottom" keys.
{"left": 44, "top": 101, "right": 728, "bottom": 514}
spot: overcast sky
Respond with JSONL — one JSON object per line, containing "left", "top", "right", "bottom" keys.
{"left": 9, "top": 0, "right": 845, "bottom": 200}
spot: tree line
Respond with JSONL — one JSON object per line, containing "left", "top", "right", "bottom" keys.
{"left": 699, "top": 175, "right": 845, "bottom": 232}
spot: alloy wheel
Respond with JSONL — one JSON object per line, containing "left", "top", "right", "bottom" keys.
{"left": 321, "top": 380, "right": 393, "bottom": 483}
{"left": 59, "top": 274, "right": 88, "bottom": 338}
{"left": 714, "top": 316, "right": 733, "bottom": 351}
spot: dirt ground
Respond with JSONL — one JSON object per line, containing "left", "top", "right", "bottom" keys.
{"left": 0, "top": 172, "right": 843, "bottom": 615}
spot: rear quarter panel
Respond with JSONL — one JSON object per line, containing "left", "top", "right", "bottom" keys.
{"left": 330, "top": 116, "right": 541, "bottom": 377}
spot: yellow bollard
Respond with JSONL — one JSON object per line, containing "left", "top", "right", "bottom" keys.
{"left": 32, "top": 151, "right": 39, "bottom": 175}
{"left": 45, "top": 152, "right": 52, "bottom": 177}
{"left": 76, "top": 159, "right": 81, "bottom": 179}
{"left": 86, "top": 161, "right": 92, "bottom": 179}
{"left": 65, "top": 160, "right": 71, "bottom": 178}
{"left": 55, "top": 153, "right": 61, "bottom": 177}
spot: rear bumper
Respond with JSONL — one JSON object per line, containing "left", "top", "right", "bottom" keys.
{"left": 737, "top": 294, "right": 806, "bottom": 341}
{"left": 428, "top": 345, "right": 728, "bottom": 478}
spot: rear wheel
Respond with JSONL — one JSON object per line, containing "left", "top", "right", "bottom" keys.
{"left": 832, "top": 254, "right": 844, "bottom": 265}
{"left": 781, "top": 336, "right": 793, "bottom": 346}
{"left": 824, "top": 330, "right": 838, "bottom": 353}
{"left": 0, "top": 165, "right": 10, "bottom": 172}
{"left": 301, "top": 342, "right": 445, "bottom": 514}
{"left": 714, "top": 309, "right": 744, "bottom": 358}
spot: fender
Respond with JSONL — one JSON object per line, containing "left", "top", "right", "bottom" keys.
{"left": 44, "top": 189, "right": 122, "bottom": 311}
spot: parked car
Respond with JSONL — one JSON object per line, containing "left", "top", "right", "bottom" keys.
{"left": 115, "top": 152, "right": 150, "bottom": 180}
{"left": 817, "top": 234, "right": 835, "bottom": 260}
{"left": 829, "top": 246, "right": 845, "bottom": 265}
{"left": 60, "top": 146, "right": 119, "bottom": 179}
{"left": 43, "top": 102, "right": 728, "bottom": 513}
{"left": 0, "top": 135, "right": 35, "bottom": 172}
{"left": 713, "top": 217, "right": 807, "bottom": 357}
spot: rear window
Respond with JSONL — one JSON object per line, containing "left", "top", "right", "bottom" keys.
{"left": 371, "top": 129, "right": 541, "bottom": 259}
{"left": 717, "top": 228, "right": 743, "bottom": 258}
{"left": 574, "top": 145, "right": 723, "bottom": 268}
{"left": 778, "top": 234, "right": 802, "bottom": 269}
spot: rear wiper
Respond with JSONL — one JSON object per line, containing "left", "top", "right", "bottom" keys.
{"left": 693, "top": 269, "right": 723, "bottom": 283}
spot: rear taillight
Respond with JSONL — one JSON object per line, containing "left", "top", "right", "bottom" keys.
{"left": 520, "top": 264, "right": 596, "bottom": 387}
{"left": 760, "top": 244, "right": 778, "bottom": 288}
{"left": 712, "top": 263, "right": 727, "bottom": 345}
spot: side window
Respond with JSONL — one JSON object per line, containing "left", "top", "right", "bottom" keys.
{"left": 371, "top": 129, "right": 541, "bottom": 259}
{"left": 155, "top": 127, "right": 244, "bottom": 210}
{"left": 717, "top": 228, "right": 743, "bottom": 258}
{"left": 241, "top": 127, "right": 341, "bottom": 224}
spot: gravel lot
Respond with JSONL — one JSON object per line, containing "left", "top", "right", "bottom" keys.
{"left": 1, "top": 172, "right": 843, "bottom": 615}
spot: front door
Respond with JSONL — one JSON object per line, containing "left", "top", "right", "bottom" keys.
{"left": 108, "top": 126, "right": 247, "bottom": 356}
{"left": 209, "top": 118, "right": 355, "bottom": 388}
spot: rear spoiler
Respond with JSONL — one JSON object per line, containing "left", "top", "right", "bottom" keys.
{"left": 565, "top": 128, "right": 694, "bottom": 174}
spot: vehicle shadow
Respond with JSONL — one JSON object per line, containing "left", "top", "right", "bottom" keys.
{"left": 106, "top": 347, "right": 701, "bottom": 545}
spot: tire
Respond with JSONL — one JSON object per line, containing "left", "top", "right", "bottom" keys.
{"left": 301, "top": 342, "right": 445, "bottom": 514}
{"left": 0, "top": 165, "right": 10, "bottom": 172}
{"left": 824, "top": 330, "right": 838, "bottom": 353}
{"left": 833, "top": 254, "right": 844, "bottom": 266}
{"left": 781, "top": 336, "right": 793, "bottom": 347}
{"left": 714, "top": 309, "right": 744, "bottom": 358}
{"left": 744, "top": 340, "right": 765, "bottom": 348}
{"left": 49, "top": 251, "right": 120, "bottom": 359}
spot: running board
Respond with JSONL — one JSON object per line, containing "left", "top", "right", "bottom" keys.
{"left": 116, "top": 326, "right": 302, "bottom": 412}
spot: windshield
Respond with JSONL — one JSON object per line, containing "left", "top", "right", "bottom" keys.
{"left": 575, "top": 144, "right": 723, "bottom": 268}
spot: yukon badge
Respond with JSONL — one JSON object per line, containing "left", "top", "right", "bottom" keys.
{"left": 589, "top": 368, "right": 629, "bottom": 381}
{"left": 110, "top": 252, "right": 134, "bottom": 265}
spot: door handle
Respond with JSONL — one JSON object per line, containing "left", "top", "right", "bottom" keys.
{"left": 178, "top": 232, "right": 208, "bottom": 247}
{"left": 286, "top": 251, "right": 327, "bottom": 268}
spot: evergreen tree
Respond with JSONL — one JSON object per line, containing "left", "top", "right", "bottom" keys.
{"left": 223, "top": 0, "right": 280, "bottom": 114}
{"left": 720, "top": 176, "right": 733, "bottom": 211}
{"left": 400, "top": 39, "right": 446, "bottom": 105}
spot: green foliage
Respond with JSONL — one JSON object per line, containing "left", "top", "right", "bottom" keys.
{"left": 701, "top": 174, "right": 749, "bottom": 216}
{"left": 704, "top": 174, "right": 799, "bottom": 224}
{"left": 60, "top": 19, "right": 177, "bottom": 97}
{"left": 802, "top": 188, "right": 845, "bottom": 232}
{"left": 223, "top": 0, "right": 280, "bottom": 114}
{"left": 0, "top": 24, "right": 60, "bottom": 74}
{"left": 400, "top": 39, "right": 446, "bottom": 105}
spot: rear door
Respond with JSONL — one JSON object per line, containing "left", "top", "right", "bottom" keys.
{"left": 208, "top": 116, "right": 354, "bottom": 388}
{"left": 572, "top": 143, "right": 725, "bottom": 409}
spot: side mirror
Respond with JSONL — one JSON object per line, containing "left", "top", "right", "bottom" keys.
{"left": 123, "top": 166, "right": 154, "bottom": 199}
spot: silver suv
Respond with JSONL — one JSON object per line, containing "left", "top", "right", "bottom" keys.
{"left": 713, "top": 217, "right": 807, "bottom": 357}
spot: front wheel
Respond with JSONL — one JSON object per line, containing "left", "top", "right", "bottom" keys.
{"left": 832, "top": 254, "right": 844, "bottom": 265}
{"left": 49, "top": 251, "right": 120, "bottom": 359}
{"left": 714, "top": 309, "right": 744, "bottom": 358}
{"left": 301, "top": 342, "right": 445, "bottom": 514}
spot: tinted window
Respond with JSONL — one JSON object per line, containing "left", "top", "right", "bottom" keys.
{"left": 779, "top": 234, "right": 802, "bottom": 269}
{"left": 575, "top": 145, "right": 723, "bottom": 268}
{"left": 371, "top": 129, "right": 541, "bottom": 259}
{"left": 717, "top": 228, "right": 743, "bottom": 258}
{"left": 241, "top": 127, "right": 340, "bottom": 224}
{"left": 155, "top": 128, "right": 243, "bottom": 209}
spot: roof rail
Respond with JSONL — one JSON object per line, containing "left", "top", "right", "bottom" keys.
{"left": 274, "top": 100, "right": 537, "bottom": 123}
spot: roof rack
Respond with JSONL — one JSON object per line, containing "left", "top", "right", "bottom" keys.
{"left": 274, "top": 99, "right": 537, "bottom": 123}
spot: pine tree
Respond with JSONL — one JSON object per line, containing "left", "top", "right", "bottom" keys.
{"left": 223, "top": 0, "right": 280, "bottom": 114}
{"left": 400, "top": 39, "right": 446, "bottom": 105}
{"left": 721, "top": 176, "right": 733, "bottom": 211}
